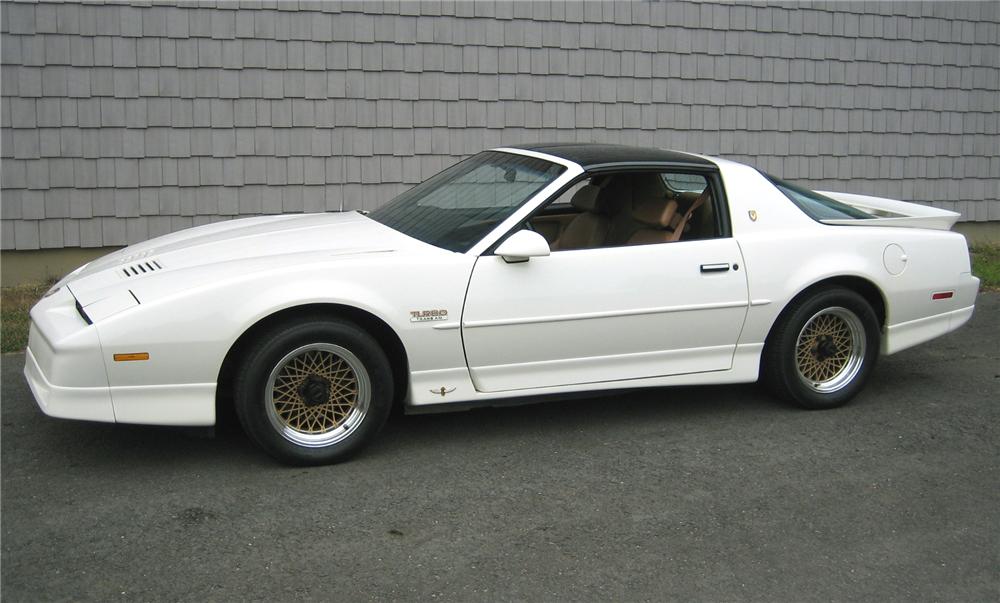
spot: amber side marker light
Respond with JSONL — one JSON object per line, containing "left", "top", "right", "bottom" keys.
{"left": 931, "top": 291, "right": 954, "bottom": 300}
{"left": 113, "top": 353, "right": 150, "bottom": 362}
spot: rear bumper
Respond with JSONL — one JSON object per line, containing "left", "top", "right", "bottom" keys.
{"left": 883, "top": 274, "right": 980, "bottom": 355}
{"left": 884, "top": 304, "right": 976, "bottom": 355}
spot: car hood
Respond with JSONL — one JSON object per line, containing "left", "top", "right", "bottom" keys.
{"left": 64, "top": 212, "right": 434, "bottom": 306}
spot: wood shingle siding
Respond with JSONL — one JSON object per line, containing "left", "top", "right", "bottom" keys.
{"left": 1, "top": 0, "right": 997, "bottom": 250}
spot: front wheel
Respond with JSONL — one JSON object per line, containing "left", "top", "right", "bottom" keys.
{"left": 234, "top": 318, "right": 393, "bottom": 465}
{"left": 763, "top": 288, "right": 881, "bottom": 409}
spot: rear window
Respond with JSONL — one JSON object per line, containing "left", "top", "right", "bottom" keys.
{"left": 660, "top": 173, "right": 708, "bottom": 194}
{"left": 763, "top": 173, "right": 872, "bottom": 221}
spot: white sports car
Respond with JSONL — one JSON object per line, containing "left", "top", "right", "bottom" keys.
{"left": 26, "top": 144, "right": 979, "bottom": 464}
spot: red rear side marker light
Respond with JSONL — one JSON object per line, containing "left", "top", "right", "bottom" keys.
{"left": 932, "top": 291, "right": 954, "bottom": 300}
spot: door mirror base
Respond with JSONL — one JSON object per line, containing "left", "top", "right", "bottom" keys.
{"left": 494, "top": 230, "right": 551, "bottom": 263}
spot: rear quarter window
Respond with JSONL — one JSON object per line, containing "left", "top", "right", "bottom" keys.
{"left": 763, "top": 173, "right": 872, "bottom": 221}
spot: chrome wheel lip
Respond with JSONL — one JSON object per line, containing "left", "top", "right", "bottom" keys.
{"left": 794, "top": 306, "right": 866, "bottom": 394}
{"left": 264, "top": 343, "right": 371, "bottom": 449}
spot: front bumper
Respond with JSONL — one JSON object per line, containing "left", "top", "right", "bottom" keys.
{"left": 23, "top": 286, "right": 117, "bottom": 422}
{"left": 24, "top": 286, "right": 216, "bottom": 427}
{"left": 24, "top": 343, "right": 115, "bottom": 422}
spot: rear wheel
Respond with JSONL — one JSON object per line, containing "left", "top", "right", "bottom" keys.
{"left": 234, "top": 318, "right": 393, "bottom": 465}
{"left": 763, "top": 288, "right": 880, "bottom": 409}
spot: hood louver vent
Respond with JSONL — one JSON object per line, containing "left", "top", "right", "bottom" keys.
{"left": 121, "top": 260, "right": 163, "bottom": 278}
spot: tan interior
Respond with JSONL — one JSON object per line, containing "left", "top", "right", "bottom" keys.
{"left": 532, "top": 213, "right": 576, "bottom": 245}
{"left": 531, "top": 172, "right": 717, "bottom": 251}
{"left": 627, "top": 197, "right": 680, "bottom": 245}
{"left": 552, "top": 185, "right": 610, "bottom": 250}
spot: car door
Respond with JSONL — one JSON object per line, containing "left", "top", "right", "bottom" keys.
{"left": 461, "top": 236, "right": 750, "bottom": 392}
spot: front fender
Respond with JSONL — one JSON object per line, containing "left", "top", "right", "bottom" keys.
{"left": 95, "top": 253, "right": 476, "bottom": 391}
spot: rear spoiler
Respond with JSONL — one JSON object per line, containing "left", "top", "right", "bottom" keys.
{"left": 817, "top": 191, "right": 961, "bottom": 231}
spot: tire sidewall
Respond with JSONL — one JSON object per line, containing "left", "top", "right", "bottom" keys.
{"left": 235, "top": 319, "right": 393, "bottom": 465}
{"left": 770, "top": 288, "right": 881, "bottom": 409}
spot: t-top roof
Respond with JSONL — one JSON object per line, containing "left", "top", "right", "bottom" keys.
{"left": 508, "top": 143, "right": 714, "bottom": 169}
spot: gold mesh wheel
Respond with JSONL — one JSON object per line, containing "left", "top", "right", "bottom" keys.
{"left": 264, "top": 343, "right": 371, "bottom": 448}
{"left": 794, "top": 307, "right": 866, "bottom": 394}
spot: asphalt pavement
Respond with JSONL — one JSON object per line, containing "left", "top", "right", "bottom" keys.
{"left": 2, "top": 293, "right": 998, "bottom": 602}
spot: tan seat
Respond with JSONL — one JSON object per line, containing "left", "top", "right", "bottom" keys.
{"left": 604, "top": 173, "right": 671, "bottom": 246}
{"left": 553, "top": 185, "right": 610, "bottom": 250}
{"left": 626, "top": 190, "right": 711, "bottom": 245}
{"left": 670, "top": 190, "right": 710, "bottom": 242}
{"left": 627, "top": 196, "right": 680, "bottom": 245}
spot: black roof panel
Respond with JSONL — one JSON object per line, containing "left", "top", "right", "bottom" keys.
{"left": 508, "top": 143, "right": 714, "bottom": 168}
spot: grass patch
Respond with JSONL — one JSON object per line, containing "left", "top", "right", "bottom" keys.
{"left": 971, "top": 243, "right": 1000, "bottom": 291}
{"left": 1, "top": 280, "right": 53, "bottom": 353}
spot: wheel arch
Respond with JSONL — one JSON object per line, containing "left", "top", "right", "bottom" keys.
{"left": 758, "top": 274, "right": 886, "bottom": 407}
{"left": 764, "top": 275, "right": 887, "bottom": 353}
{"left": 215, "top": 303, "right": 410, "bottom": 423}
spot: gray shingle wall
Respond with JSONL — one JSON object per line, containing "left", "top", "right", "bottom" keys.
{"left": 1, "top": 0, "right": 997, "bottom": 251}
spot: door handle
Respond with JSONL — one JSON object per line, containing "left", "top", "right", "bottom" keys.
{"left": 700, "top": 263, "right": 730, "bottom": 273}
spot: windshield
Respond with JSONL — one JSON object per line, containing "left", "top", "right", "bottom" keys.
{"left": 763, "top": 173, "right": 872, "bottom": 221}
{"left": 368, "top": 151, "right": 565, "bottom": 252}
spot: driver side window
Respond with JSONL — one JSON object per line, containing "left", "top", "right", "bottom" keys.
{"left": 528, "top": 171, "right": 721, "bottom": 251}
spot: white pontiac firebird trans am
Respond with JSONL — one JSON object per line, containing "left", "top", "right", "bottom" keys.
{"left": 26, "top": 144, "right": 979, "bottom": 465}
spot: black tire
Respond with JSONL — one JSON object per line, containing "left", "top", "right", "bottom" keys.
{"left": 234, "top": 317, "right": 393, "bottom": 465}
{"left": 762, "top": 287, "right": 880, "bottom": 410}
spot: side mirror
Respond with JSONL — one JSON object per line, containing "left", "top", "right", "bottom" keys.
{"left": 494, "top": 230, "right": 551, "bottom": 263}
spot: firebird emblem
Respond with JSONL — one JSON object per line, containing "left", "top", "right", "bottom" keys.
{"left": 431, "top": 387, "right": 456, "bottom": 397}
{"left": 410, "top": 309, "right": 448, "bottom": 322}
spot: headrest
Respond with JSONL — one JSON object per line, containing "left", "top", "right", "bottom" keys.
{"left": 570, "top": 184, "right": 603, "bottom": 213}
{"left": 632, "top": 197, "right": 679, "bottom": 228}
{"left": 631, "top": 174, "right": 666, "bottom": 201}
